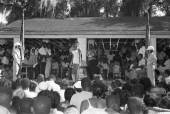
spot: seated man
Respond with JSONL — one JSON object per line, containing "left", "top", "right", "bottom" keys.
{"left": 22, "top": 53, "right": 34, "bottom": 79}
{"left": 129, "top": 54, "right": 146, "bottom": 80}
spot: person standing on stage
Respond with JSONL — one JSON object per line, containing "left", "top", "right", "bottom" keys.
{"left": 45, "top": 43, "right": 52, "bottom": 79}
{"left": 69, "top": 41, "right": 82, "bottom": 82}
{"left": 13, "top": 42, "right": 22, "bottom": 81}
{"left": 87, "top": 44, "right": 97, "bottom": 80}
{"left": 146, "top": 46, "right": 157, "bottom": 86}
{"left": 38, "top": 42, "right": 47, "bottom": 76}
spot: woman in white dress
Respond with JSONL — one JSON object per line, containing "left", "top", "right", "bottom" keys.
{"left": 146, "top": 46, "right": 157, "bottom": 86}
{"left": 45, "top": 43, "right": 52, "bottom": 78}
{"left": 12, "top": 42, "right": 22, "bottom": 81}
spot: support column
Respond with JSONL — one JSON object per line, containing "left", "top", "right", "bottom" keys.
{"left": 13, "top": 38, "right": 20, "bottom": 81}
{"left": 78, "top": 38, "right": 87, "bottom": 62}
{"left": 151, "top": 38, "right": 157, "bottom": 56}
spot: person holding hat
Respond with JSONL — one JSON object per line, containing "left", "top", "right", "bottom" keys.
{"left": 146, "top": 46, "right": 157, "bottom": 86}
{"left": 12, "top": 42, "right": 22, "bottom": 81}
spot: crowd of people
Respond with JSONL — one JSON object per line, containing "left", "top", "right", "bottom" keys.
{"left": 0, "top": 39, "right": 170, "bottom": 114}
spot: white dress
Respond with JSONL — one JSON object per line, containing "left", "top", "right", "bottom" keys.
{"left": 13, "top": 49, "right": 21, "bottom": 81}
{"left": 147, "top": 53, "right": 157, "bottom": 86}
{"left": 45, "top": 48, "right": 51, "bottom": 78}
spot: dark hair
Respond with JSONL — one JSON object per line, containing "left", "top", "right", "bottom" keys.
{"left": 29, "top": 81, "right": 37, "bottom": 92}
{"left": 65, "top": 88, "right": 76, "bottom": 102}
{"left": 53, "top": 91, "right": 61, "bottom": 108}
{"left": 139, "top": 77, "right": 152, "bottom": 91}
{"left": 131, "top": 79, "right": 139, "bottom": 85}
{"left": 67, "top": 105, "right": 77, "bottom": 109}
{"left": 138, "top": 54, "right": 143, "bottom": 58}
{"left": 37, "top": 90, "right": 55, "bottom": 108}
{"left": 158, "top": 96, "right": 170, "bottom": 109}
{"left": 92, "top": 82, "right": 104, "bottom": 98}
{"left": 122, "top": 83, "right": 133, "bottom": 93}
{"left": 81, "top": 77, "right": 91, "bottom": 90}
{"left": 21, "top": 78, "right": 30, "bottom": 90}
{"left": 144, "top": 93, "right": 158, "bottom": 107}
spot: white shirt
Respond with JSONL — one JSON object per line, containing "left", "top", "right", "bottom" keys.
{"left": 70, "top": 91, "right": 93, "bottom": 111}
{"left": 13, "top": 49, "right": 21, "bottom": 65}
{"left": 82, "top": 108, "right": 108, "bottom": 114}
{"left": 0, "top": 105, "right": 11, "bottom": 114}
{"left": 46, "top": 48, "right": 51, "bottom": 56}
{"left": 1, "top": 56, "right": 9, "bottom": 65}
{"left": 72, "top": 49, "right": 80, "bottom": 64}
{"left": 58, "top": 89, "right": 65, "bottom": 102}
{"left": 138, "top": 46, "right": 146, "bottom": 58}
{"left": 165, "top": 76, "right": 170, "bottom": 85}
{"left": 24, "top": 89, "right": 37, "bottom": 98}
{"left": 50, "top": 108, "right": 64, "bottom": 114}
{"left": 39, "top": 47, "right": 47, "bottom": 55}
{"left": 138, "top": 58, "right": 145, "bottom": 66}
{"left": 46, "top": 81, "right": 60, "bottom": 92}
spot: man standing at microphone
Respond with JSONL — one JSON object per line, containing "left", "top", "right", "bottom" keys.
{"left": 69, "top": 41, "right": 82, "bottom": 82}
{"left": 146, "top": 46, "right": 157, "bottom": 86}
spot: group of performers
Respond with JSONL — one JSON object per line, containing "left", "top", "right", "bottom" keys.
{"left": 12, "top": 40, "right": 157, "bottom": 86}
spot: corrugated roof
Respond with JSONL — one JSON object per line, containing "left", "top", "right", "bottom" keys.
{"left": 0, "top": 17, "right": 170, "bottom": 35}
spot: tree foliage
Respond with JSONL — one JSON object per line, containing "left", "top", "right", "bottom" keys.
{"left": 0, "top": 0, "right": 169, "bottom": 24}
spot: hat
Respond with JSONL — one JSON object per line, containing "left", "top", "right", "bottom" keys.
{"left": 35, "top": 82, "right": 51, "bottom": 94}
{"left": 14, "top": 42, "right": 21, "bottom": 47}
{"left": 146, "top": 46, "right": 154, "bottom": 51}
{"left": 74, "top": 81, "right": 82, "bottom": 88}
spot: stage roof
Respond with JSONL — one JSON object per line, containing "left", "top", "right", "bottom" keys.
{"left": 0, "top": 17, "right": 170, "bottom": 35}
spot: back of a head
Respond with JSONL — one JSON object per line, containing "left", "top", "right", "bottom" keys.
{"left": 114, "top": 79, "right": 123, "bottom": 88}
{"left": 81, "top": 77, "right": 91, "bottom": 90}
{"left": 131, "top": 84, "right": 145, "bottom": 98}
{"left": 139, "top": 77, "right": 152, "bottom": 91}
{"left": 37, "top": 74, "right": 44, "bottom": 83}
{"left": 37, "top": 90, "right": 54, "bottom": 108}
{"left": 92, "top": 82, "right": 104, "bottom": 98}
{"left": 33, "top": 96, "right": 51, "bottom": 114}
{"left": 65, "top": 88, "right": 76, "bottom": 102}
{"left": 21, "top": 78, "right": 30, "bottom": 90}
{"left": 20, "top": 98, "right": 33, "bottom": 113}
{"left": 48, "top": 75, "right": 56, "bottom": 81}
{"left": 127, "top": 97, "right": 144, "bottom": 113}
{"left": 122, "top": 83, "right": 132, "bottom": 93}
{"left": 0, "top": 87, "right": 12, "bottom": 109}
{"left": 106, "top": 95, "right": 120, "bottom": 109}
